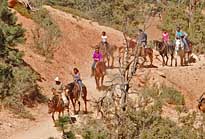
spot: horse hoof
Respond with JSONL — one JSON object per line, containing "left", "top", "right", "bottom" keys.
{"left": 83, "top": 111, "right": 88, "bottom": 114}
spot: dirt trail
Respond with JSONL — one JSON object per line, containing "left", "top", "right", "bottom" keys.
{"left": 2, "top": 5, "right": 205, "bottom": 139}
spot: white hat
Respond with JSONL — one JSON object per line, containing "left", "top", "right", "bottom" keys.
{"left": 54, "top": 77, "right": 59, "bottom": 81}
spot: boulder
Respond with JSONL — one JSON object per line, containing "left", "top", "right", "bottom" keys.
{"left": 189, "top": 53, "right": 199, "bottom": 63}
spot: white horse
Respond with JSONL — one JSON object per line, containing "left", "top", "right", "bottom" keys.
{"left": 173, "top": 39, "right": 185, "bottom": 66}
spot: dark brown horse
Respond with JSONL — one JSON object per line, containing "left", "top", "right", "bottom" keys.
{"left": 94, "top": 61, "right": 106, "bottom": 89}
{"left": 65, "top": 82, "right": 87, "bottom": 114}
{"left": 48, "top": 95, "right": 66, "bottom": 122}
{"left": 153, "top": 40, "right": 175, "bottom": 66}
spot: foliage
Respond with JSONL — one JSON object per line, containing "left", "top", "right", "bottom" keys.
{"left": 0, "top": 0, "right": 46, "bottom": 118}
{"left": 55, "top": 115, "right": 77, "bottom": 139}
{"left": 72, "top": 85, "right": 205, "bottom": 139}
{"left": 45, "top": 0, "right": 156, "bottom": 36}
{"left": 14, "top": 3, "right": 61, "bottom": 58}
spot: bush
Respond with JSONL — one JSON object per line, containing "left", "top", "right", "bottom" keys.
{"left": 14, "top": 4, "right": 61, "bottom": 59}
{"left": 160, "top": 86, "right": 185, "bottom": 105}
{"left": 0, "top": 0, "right": 46, "bottom": 118}
{"left": 45, "top": 0, "right": 154, "bottom": 36}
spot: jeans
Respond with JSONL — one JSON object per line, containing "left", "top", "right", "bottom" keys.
{"left": 92, "top": 61, "right": 97, "bottom": 70}
{"left": 182, "top": 38, "right": 189, "bottom": 50}
{"left": 77, "top": 80, "right": 83, "bottom": 91}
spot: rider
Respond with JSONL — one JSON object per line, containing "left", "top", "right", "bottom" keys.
{"left": 175, "top": 27, "right": 189, "bottom": 51}
{"left": 137, "top": 29, "right": 147, "bottom": 56}
{"left": 101, "top": 31, "right": 108, "bottom": 47}
{"left": 51, "top": 77, "right": 64, "bottom": 103}
{"left": 71, "top": 68, "right": 83, "bottom": 95}
{"left": 91, "top": 47, "right": 103, "bottom": 76}
{"left": 162, "top": 30, "right": 169, "bottom": 46}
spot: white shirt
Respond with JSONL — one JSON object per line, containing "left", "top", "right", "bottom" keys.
{"left": 101, "top": 35, "right": 107, "bottom": 43}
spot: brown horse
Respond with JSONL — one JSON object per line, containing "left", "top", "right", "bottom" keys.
{"left": 119, "top": 39, "right": 153, "bottom": 66}
{"left": 99, "top": 43, "right": 117, "bottom": 68}
{"left": 48, "top": 95, "right": 66, "bottom": 122}
{"left": 94, "top": 61, "right": 106, "bottom": 89}
{"left": 184, "top": 41, "right": 193, "bottom": 65}
{"left": 65, "top": 82, "right": 87, "bottom": 114}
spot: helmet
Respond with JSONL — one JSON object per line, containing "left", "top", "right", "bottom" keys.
{"left": 54, "top": 77, "right": 60, "bottom": 82}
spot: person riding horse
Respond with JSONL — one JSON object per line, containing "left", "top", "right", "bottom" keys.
{"left": 175, "top": 27, "right": 189, "bottom": 51}
{"left": 70, "top": 68, "right": 84, "bottom": 97}
{"left": 101, "top": 31, "right": 108, "bottom": 48}
{"left": 162, "top": 30, "right": 169, "bottom": 47}
{"left": 51, "top": 77, "right": 66, "bottom": 104}
{"left": 137, "top": 29, "right": 147, "bottom": 56}
{"left": 91, "top": 47, "right": 103, "bottom": 76}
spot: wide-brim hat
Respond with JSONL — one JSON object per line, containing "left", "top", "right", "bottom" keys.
{"left": 54, "top": 77, "right": 60, "bottom": 81}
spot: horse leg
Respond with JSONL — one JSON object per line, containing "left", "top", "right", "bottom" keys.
{"left": 52, "top": 112, "right": 55, "bottom": 122}
{"left": 95, "top": 76, "right": 99, "bottom": 89}
{"left": 170, "top": 54, "right": 173, "bottom": 66}
{"left": 141, "top": 56, "right": 146, "bottom": 66}
{"left": 149, "top": 52, "right": 153, "bottom": 66}
{"left": 101, "top": 76, "right": 104, "bottom": 88}
{"left": 71, "top": 98, "right": 76, "bottom": 114}
{"left": 165, "top": 54, "right": 169, "bottom": 66}
{"left": 107, "top": 55, "right": 110, "bottom": 68}
{"left": 111, "top": 55, "right": 114, "bottom": 68}
{"left": 180, "top": 51, "right": 184, "bottom": 66}
{"left": 84, "top": 96, "right": 87, "bottom": 113}
{"left": 74, "top": 99, "right": 78, "bottom": 114}
{"left": 161, "top": 54, "right": 165, "bottom": 66}
{"left": 174, "top": 51, "right": 177, "bottom": 67}
{"left": 78, "top": 100, "right": 80, "bottom": 113}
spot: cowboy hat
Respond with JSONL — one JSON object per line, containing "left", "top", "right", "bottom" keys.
{"left": 54, "top": 77, "right": 60, "bottom": 82}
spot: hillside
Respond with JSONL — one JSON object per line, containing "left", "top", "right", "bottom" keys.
{"left": 1, "top": 4, "right": 205, "bottom": 139}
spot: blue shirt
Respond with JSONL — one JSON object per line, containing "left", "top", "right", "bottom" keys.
{"left": 176, "top": 31, "right": 183, "bottom": 38}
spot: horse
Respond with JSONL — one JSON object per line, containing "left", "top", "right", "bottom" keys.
{"left": 98, "top": 42, "right": 117, "bottom": 68}
{"left": 171, "top": 39, "right": 187, "bottom": 67}
{"left": 119, "top": 39, "right": 153, "bottom": 66}
{"left": 153, "top": 40, "right": 175, "bottom": 66}
{"left": 184, "top": 40, "right": 193, "bottom": 65}
{"left": 94, "top": 61, "right": 106, "bottom": 90}
{"left": 198, "top": 93, "right": 205, "bottom": 113}
{"left": 48, "top": 95, "right": 66, "bottom": 122}
{"left": 65, "top": 82, "right": 87, "bottom": 114}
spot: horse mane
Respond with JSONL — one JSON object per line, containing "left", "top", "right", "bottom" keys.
{"left": 66, "top": 82, "right": 75, "bottom": 92}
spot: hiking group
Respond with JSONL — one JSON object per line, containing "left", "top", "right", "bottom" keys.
{"left": 48, "top": 28, "right": 194, "bottom": 122}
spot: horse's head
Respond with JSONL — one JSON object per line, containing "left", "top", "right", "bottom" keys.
{"left": 153, "top": 40, "right": 163, "bottom": 51}
{"left": 47, "top": 99, "right": 55, "bottom": 114}
{"left": 198, "top": 98, "right": 205, "bottom": 113}
{"left": 66, "top": 83, "right": 75, "bottom": 92}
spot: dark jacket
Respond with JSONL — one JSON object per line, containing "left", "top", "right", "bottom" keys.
{"left": 137, "top": 32, "right": 147, "bottom": 44}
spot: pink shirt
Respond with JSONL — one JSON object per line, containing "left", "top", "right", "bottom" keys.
{"left": 162, "top": 32, "right": 169, "bottom": 42}
{"left": 93, "top": 51, "right": 102, "bottom": 61}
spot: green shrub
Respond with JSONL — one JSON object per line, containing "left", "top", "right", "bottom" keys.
{"left": 0, "top": 0, "right": 46, "bottom": 118}
{"left": 14, "top": 4, "right": 61, "bottom": 58}
{"left": 160, "top": 86, "right": 185, "bottom": 105}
